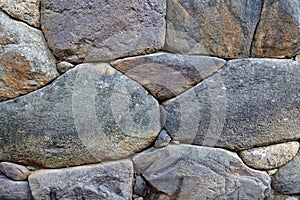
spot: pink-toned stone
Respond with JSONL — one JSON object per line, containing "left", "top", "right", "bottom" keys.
{"left": 111, "top": 53, "right": 225, "bottom": 101}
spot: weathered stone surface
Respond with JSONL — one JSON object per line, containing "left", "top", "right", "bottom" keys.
{"left": 267, "top": 189, "right": 300, "bottom": 200}
{"left": 0, "top": 11, "right": 58, "bottom": 101}
{"left": 0, "top": 63, "right": 160, "bottom": 168}
{"left": 240, "top": 142, "right": 299, "bottom": 170}
{"left": 163, "top": 59, "right": 300, "bottom": 150}
{"left": 154, "top": 129, "right": 172, "bottom": 148}
{"left": 272, "top": 152, "right": 300, "bottom": 195}
{"left": 133, "top": 144, "right": 271, "bottom": 199}
{"left": 165, "top": 0, "right": 263, "bottom": 58}
{"left": 252, "top": 0, "right": 300, "bottom": 58}
{"left": 111, "top": 53, "right": 226, "bottom": 101}
{"left": 56, "top": 61, "right": 75, "bottom": 74}
{"left": 41, "top": 0, "right": 166, "bottom": 63}
{"left": 134, "top": 176, "right": 147, "bottom": 197}
{"left": 0, "top": 174, "right": 33, "bottom": 200}
{"left": 29, "top": 160, "right": 133, "bottom": 200}
{"left": 0, "top": 0, "right": 40, "bottom": 27}
{"left": 0, "top": 162, "right": 30, "bottom": 181}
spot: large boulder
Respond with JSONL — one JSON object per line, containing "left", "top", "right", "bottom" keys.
{"left": 29, "top": 160, "right": 133, "bottom": 200}
{"left": 165, "top": 0, "right": 263, "bottom": 58}
{"left": 133, "top": 144, "right": 271, "bottom": 199}
{"left": 252, "top": 0, "right": 300, "bottom": 58}
{"left": 111, "top": 53, "right": 226, "bottom": 101}
{"left": 0, "top": 11, "right": 58, "bottom": 101}
{"left": 162, "top": 59, "right": 300, "bottom": 150}
{"left": 0, "top": 63, "right": 160, "bottom": 168}
{"left": 41, "top": 0, "right": 166, "bottom": 63}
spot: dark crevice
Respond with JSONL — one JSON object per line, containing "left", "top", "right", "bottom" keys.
{"left": 163, "top": 0, "right": 168, "bottom": 49}
{"left": 250, "top": 0, "right": 265, "bottom": 57}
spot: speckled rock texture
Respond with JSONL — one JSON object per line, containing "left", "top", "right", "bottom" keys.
{"left": 0, "top": 0, "right": 40, "bottom": 27}
{"left": 0, "top": 63, "right": 160, "bottom": 168}
{"left": 163, "top": 59, "right": 300, "bottom": 150}
{"left": 1, "top": 0, "right": 300, "bottom": 199}
{"left": 240, "top": 142, "right": 299, "bottom": 170}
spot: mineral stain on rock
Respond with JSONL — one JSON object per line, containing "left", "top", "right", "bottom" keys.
{"left": 165, "top": 0, "right": 264, "bottom": 58}
{"left": 252, "top": 0, "right": 300, "bottom": 58}
{"left": 0, "top": 11, "right": 58, "bottom": 101}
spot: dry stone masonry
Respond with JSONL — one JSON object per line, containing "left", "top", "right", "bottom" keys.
{"left": 0, "top": 0, "right": 300, "bottom": 199}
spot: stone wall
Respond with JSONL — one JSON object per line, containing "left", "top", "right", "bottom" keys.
{"left": 0, "top": 0, "right": 300, "bottom": 199}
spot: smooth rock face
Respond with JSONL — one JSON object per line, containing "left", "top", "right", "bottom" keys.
{"left": 0, "top": 11, "right": 58, "bottom": 101}
{"left": 41, "top": 0, "right": 166, "bottom": 63}
{"left": 0, "top": 0, "right": 40, "bottom": 27}
{"left": 29, "top": 160, "right": 133, "bottom": 200}
{"left": 133, "top": 144, "right": 270, "bottom": 200}
{"left": 0, "top": 63, "right": 160, "bottom": 168}
{"left": 165, "top": 0, "right": 263, "bottom": 58}
{"left": 240, "top": 142, "right": 299, "bottom": 170}
{"left": 0, "top": 174, "right": 33, "bottom": 200}
{"left": 163, "top": 59, "right": 300, "bottom": 150}
{"left": 252, "top": 0, "right": 300, "bottom": 58}
{"left": 111, "top": 53, "right": 226, "bottom": 101}
{"left": 0, "top": 162, "right": 30, "bottom": 181}
{"left": 272, "top": 152, "right": 300, "bottom": 195}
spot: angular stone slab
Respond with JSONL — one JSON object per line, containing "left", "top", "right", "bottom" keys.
{"left": 0, "top": 174, "right": 33, "bottom": 200}
{"left": 29, "top": 160, "right": 133, "bottom": 200}
{"left": 240, "top": 142, "right": 299, "bottom": 170}
{"left": 272, "top": 152, "right": 300, "bottom": 195}
{"left": 162, "top": 59, "right": 300, "bottom": 150}
{"left": 0, "top": 11, "right": 58, "bottom": 101}
{"left": 111, "top": 53, "right": 226, "bottom": 101}
{"left": 41, "top": 0, "right": 166, "bottom": 63}
{"left": 133, "top": 144, "right": 271, "bottom": 199}
{"left": 165, "top": 0, "right": 263, "bottom": 58}
{"left": 0, "top": 63, "right": 160, "bottom": 168}
{"left": 0, "top": 0, "right": 40, "bottom": 27}
{"left": 0, "top": 162, "right": 31, "bottom": 181}
{"left": 252, "top": 0, "right": 300, "bottom": 58}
